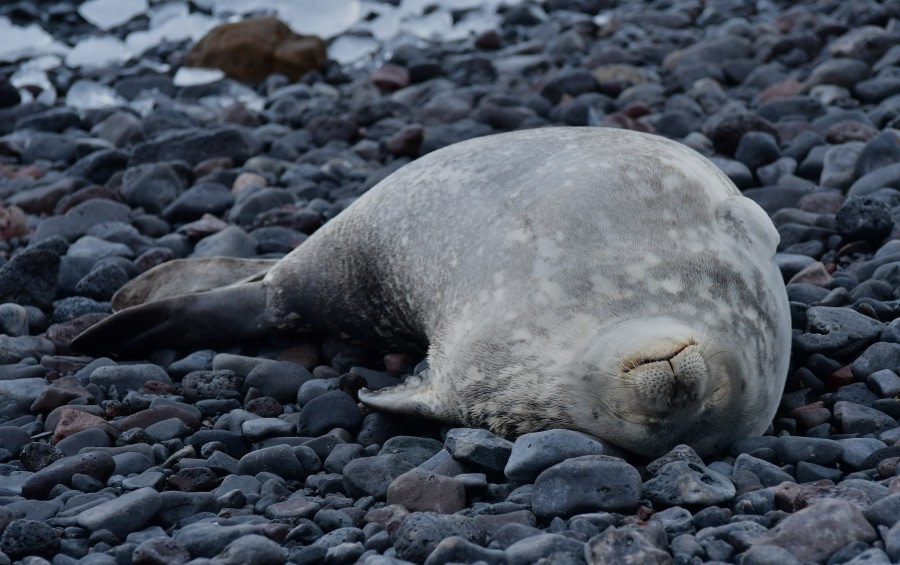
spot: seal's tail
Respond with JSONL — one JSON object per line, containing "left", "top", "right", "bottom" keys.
{"left": 71, "top": 282, "right": 273, "bottom": 358}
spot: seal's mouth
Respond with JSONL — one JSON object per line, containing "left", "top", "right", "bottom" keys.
{"left": 621, "top": 340, "right": 697, "bottom": 373}
{"left": 621, "top": 341, "right": 710, "bottom": 414}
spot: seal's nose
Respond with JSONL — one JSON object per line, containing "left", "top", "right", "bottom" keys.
{"left": 630, "top": 345, "right": 710, "bottom": 412}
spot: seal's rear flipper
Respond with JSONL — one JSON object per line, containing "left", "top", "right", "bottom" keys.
{"left": 72, "top": 282, "right": 273, "bottom": 358}
{"left": 111, "top": 257, "right": 278, "bottom": 311}
{"left": 358, "top": 369, "right": 456, "bottom": 423}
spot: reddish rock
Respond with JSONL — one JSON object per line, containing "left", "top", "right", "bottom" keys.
{"left": 772, "top": 480, "right": 869, "bottom": 512}
{"left": 890, "top": 476, "right": 900, "bottom": 494}
{"left": 177, "top": 214, "right": 229, "bottom": 240}
{"left": 756, "top": 78, "right": 802, "bottom": 103}
{"left": 184, "top": 17, "right": 326, "bottom": 83}
{"left": 364, "top": 504, "right": 410, "bottom": 537}
{"left": 115, "top": 405, "right": 201, "bottom": 433}
{"left": 474, "top": 29, "right": 503, "bottom": 50}
{"left": 826, "top": 120, "right": 877, "bottom": 143}
{"left": 167, "top": 467, "right": 219, "bottom": 492}
{"left": 0, "top": 205, "right": 28, "bottom": 240}
{"left": 753, "top": 499, "right": 876, "bottom": 562}
{"left": 877, "top": 456, "right": 900, "bottom": 478}
{"left": 48, "top": 313, "right": 110, "bottom": 356}
{"left": 251, "top": 204, "right": 321, "bottom": 235}
{"left": 143, "top": 380, "right": 177, "bottom": 395}
{"left": 246, "top": 396, "right": 282, "bottom": 417}
{"left": 384, "top": 124, "right": 424, "bottom": 157}
{"left": 788, "top": 402, "right": 832, "bottom": 430}
{"left": 40, "top": 355, "right": 93, "bottom": 380}
{"left": 45, "top": 405, "right": 106, "bottom": 432}
{"left": 193, "top": 157, "right": 233, "bottom": 178}
{"left": 132, "top": 537, "right": 191, "bottom": 565}
{"left": 472, "top": 509, "right": 536, "bottom": 535}
{"left": 371, "top": 64, "right": 410, "bottom": 92}
{"left": 134, "top": 248, "right": 175, "bottom": 274}
{"left": 263, "top": 497, "right": 320, "bottom": 520}
{"left": 797, "top": 191, "right": 844, "bottom": 214}
{"left": 788, "top": 262, "right": 833, "bottom": 286}
{"left": 231, "top": 172, "right": 267, "bottom": 195}
{"left": 53, "top": 185, "right": 121, "bottom": 215}
{"left": 51, "top": 407, "right": 117, "bottom": 445}
{"left": 30, "top": 376, "right": 94, "bottom": 414}
{"left": 387, "top": 468, "right": 467, "bottom": 514}
{"left": 7, "top": 178, "right": 76, "bottom": 214}
{"left": 826, "top": 365, "right": 855, "bottom": 391}
{"left": 275, "top": 342, "right": 320, "bottom": 368}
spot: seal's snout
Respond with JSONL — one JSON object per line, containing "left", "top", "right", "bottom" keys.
{"left": 626, "top": 344, "right": 710, "bottom": 412}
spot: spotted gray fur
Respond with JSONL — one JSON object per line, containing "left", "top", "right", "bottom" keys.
{"left": 74, "top": 127, "right": 791, "bottom": 458}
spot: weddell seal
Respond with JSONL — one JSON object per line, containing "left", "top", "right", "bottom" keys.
{"left": 73, "top": 127, "right": 791, "bottom": 458}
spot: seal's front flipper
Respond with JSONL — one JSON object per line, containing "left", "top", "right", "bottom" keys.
{"left": 358, "top": 369, "right": 457, "bottom": 423}
{"left": 72, "top": 282, "right": 273, "bottom": 358}
{"left": 111, "top": 257, "right": 278, "bottom": 311}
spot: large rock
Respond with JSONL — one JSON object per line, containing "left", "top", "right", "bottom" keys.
{"left": 184, "top": 17, "right": 327, "bottom": 83}
{"left": 753, "top": 499, "right": 877, "bottom": 562}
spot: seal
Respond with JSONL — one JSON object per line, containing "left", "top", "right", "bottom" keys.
{"left": 73, "top": 127, "right": 791, "bottom": 458}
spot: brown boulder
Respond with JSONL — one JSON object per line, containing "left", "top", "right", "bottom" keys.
{"left": 184, "top": 17, "right": 327, "bottom": 83}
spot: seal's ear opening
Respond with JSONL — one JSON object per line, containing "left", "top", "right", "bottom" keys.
{"left": 716, "top": 196, "right": 779, "bottom": 257}
{"left": 71, "top": 282, "right": 273, "bottom": 358}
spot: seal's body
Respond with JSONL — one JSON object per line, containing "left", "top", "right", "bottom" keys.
{"left": 74, "top": 127, "right": 791, "bottom": 457}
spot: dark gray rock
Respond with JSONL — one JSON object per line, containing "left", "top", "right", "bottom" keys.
{"left": 343, "top": 455, "right": 414, "bottom": 499}
{"left": 0, "top": 518, "right": 59, "bottom": 559}
{"left": 585, "top": 527, "right": 671, "bottom": 564}
{"left": 794, "top": 306, "right": 885, "bottom": 357}
{"left": 393, "top": 511, "right": 486, "bottom": 563}
{"left": 532, "top": 455, "right": 641, "bottom": 518}
{"left": 444, "top": 428, "right": 513, "bottom": 476}
{"left": 642, "top": 461, "right": 735, "bottom": 507}
{"left": 76, "top": 487, "right": 162, "bottom": 538}
{"left": 298, "top": 390, "right": 363, "bottom": 436}
{"left": 504, "top": 429, "right": 611, "bottom": 483}
{"left": 424, "top": 535, "right": 508, "bottom": 565}
{"left": 505, "top": 533, "right": 585, "bottom": 565}
{"left": 236, "top": 444, "right": 307, "bottom": 480}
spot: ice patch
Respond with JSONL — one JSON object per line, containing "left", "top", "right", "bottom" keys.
{"left": 66, "top": 36, "right": 132, "bottom": 68}
{"left": 78, "top": 0, "right": 148, "bottom": 31}
{"left": 65, "top": 79, "right": 128, "bottom": 111}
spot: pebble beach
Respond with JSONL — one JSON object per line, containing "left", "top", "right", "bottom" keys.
{"left": 0, "top": 0, "right": 900, "bottom": 563}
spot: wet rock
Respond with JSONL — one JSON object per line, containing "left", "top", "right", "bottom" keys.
{"left": 445, "top": 428, "right": 513, "bottom": 476}
{"left": 386, "top": 468, "right": 466, "bottom": 513}
{"left": 532, "top": 455, "right": 641, "bottom": 518}
{"left": 393, "top": 511, "right": 486, "bottom": 563}
{"left": 753, "top": 499, "right": 876, "bottom": 562}
{"left": 642, "top": 461, "right": 736, "bottom": 507}
{"left": 505, "top": 429, "right": 611, "bottom": 483}
{"left": 0, "top": 519, "right": 59, "bottom": 559}
{"left": 585, "top": 527, "right": 671, "bottom": 564}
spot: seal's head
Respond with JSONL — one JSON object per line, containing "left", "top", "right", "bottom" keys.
{"left": 571, "top": 318, "right": 756, "bottom": 458}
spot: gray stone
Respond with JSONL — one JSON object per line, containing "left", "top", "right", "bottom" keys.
{"left": 214, "top": 534, "right": 286, "bottom": 565}
{"left": 752, "top": 499, "right": 876, "bottom": 562}
{"left": 505, "top": 533, "right": 585, "bottom": 565}
{"left": 585, "top": 527, "right": 671, "bottom": 564}
{"left": 445, "top": 428, "right": 513, "bottom": 476}
{"left": 76, "top": 487, "right": 162, "bottom": 538}
{"left": 393, "top": 512, "right": 485, "bottom": 563}
{"left": 504, "top": 429, "right": 611, "bottom": 483}
{"left": 343, "top": 455, "right": 414, "bottom": 500}
{"left": 424, "top": 535, "right": 508, "bottom": 565}
{"left": 642, "top": 461, "right": 735, "bottom": 507}
{"left": 532, "top": 455, "right": 641, "bottom": 518}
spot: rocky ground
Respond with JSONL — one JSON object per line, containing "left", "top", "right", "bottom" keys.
{"left": 0, "top": 0, "right": 900, "bottom": 563}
